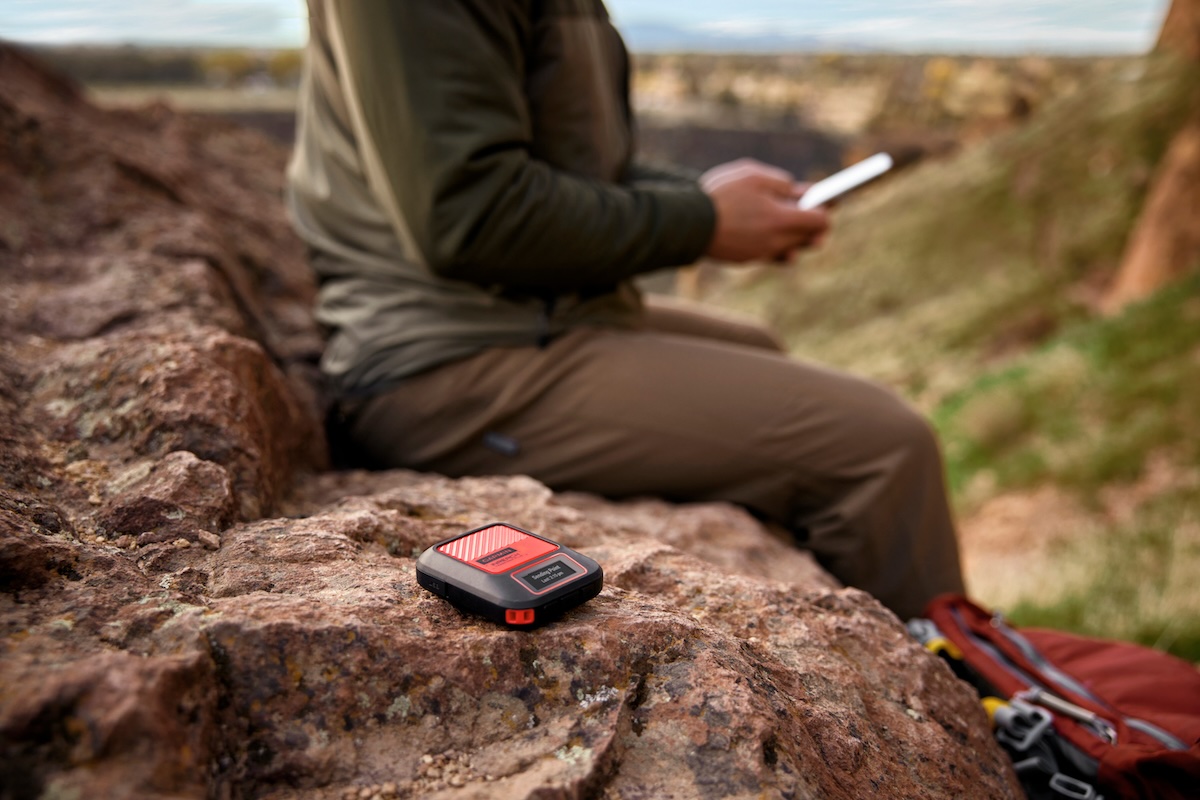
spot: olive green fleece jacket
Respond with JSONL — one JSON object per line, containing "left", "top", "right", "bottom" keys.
{"left": 286, "top": 0, "right": 718, "bottom": 393}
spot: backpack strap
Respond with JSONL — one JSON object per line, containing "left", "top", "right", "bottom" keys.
{"left": 913, "top": 593, "right": 1200, "bottom": 800}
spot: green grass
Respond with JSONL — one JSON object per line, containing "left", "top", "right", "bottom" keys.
{"left": 936, "top": 274, "right": 1200, "bottom": 500}
{"left": 932, "top": 275, "right": 1200, "bottom": 660}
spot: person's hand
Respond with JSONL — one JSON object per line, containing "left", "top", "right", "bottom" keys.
{"left": 700, "top": 158, "right": 830, "bottom": 264}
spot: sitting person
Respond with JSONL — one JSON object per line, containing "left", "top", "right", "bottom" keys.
{"left": 286, "top": 0, "right": 965, "bottom": 620}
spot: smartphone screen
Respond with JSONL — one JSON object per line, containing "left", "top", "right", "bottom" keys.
{"left": 797, "top": 153, "right": 894, "bottom": 210}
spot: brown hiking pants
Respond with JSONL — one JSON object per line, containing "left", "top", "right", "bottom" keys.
{"left": 346, "top": 297, "right": 964, "bottom": 619}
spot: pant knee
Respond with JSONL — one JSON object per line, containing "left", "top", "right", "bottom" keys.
{"left": 843, "top": 388, "right": 943, "bottom": 476}
{"left": 886, "top": 402, "right": 942, "bottom": 467}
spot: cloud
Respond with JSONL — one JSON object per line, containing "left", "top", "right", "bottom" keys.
{"left": 1, "top": 0, "right": 1170, "bottom": 53}
{"left": 0, "top": 0, "right": 307, "bottom": 47}
{"left": 684, "top": 1, "right": 1164, "bottom": 53}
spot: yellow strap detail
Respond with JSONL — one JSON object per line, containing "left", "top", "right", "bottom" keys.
{"left": 981, "top": 696, "right": 1008, "bottom": 727}
{"left": 925, "top": 636, "right": 964, "bottom": 660}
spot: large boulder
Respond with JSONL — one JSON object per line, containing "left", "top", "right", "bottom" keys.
{"left": 0, "top": 44, "right": 1022, "bottom": 799}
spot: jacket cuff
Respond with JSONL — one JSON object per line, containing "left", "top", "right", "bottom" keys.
{"left": 643, "top": 185, "right": 716, "bottom": 270}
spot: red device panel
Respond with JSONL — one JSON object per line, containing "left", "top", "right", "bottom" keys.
{"left": 437, "top": 523, "right": 557, "bottom": 574}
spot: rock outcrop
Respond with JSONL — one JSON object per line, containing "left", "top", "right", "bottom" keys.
{"left": 0, "top": 44, "right": 1022, "bottom": 799}
{"left": 1103, "top": 0, "right": 1200, "bottom": 312}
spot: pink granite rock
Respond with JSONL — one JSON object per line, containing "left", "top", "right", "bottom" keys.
{"left": 95, "top": 450, "right": 235, "bottom": 546}
{"left": 0, "top": 44, "right": 1022, "bottom": 799}
{"left": 3, "top": 476, "right": 1020, "bottom": 799}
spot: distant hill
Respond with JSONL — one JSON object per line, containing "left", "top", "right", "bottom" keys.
{"left": 619, "top": 22, "right": 867, "bottom": 54}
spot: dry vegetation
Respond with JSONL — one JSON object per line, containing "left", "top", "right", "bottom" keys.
{"left": 696, "top": 54, "right": 1200, "bottom": 660}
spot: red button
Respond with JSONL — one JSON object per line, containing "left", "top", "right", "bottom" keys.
{"left": 505, "top": 608, "right": 535, "bottom": 625}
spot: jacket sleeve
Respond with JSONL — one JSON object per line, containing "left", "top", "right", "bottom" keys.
{"left": 328, "top": 0, "right": 715, "bottom": 293}
{"left": 624, "top": 160, "right": 704, "bottom": 188}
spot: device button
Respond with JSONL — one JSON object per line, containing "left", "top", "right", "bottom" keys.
{"left": 505, "top": 608, "right": 536, "bottom": 625}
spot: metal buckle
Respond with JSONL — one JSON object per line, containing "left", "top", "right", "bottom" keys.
{"left": 906, "top": 618, "right": 942, "bottom": 646}
{"left": 1048, "top": 772, "right": 1103, "bottom": 800}
{"left": 1016, "top": 688, "right": 1118, "bottom": 745}
{"left": 1011, "top": 752, "right": 1058, "bottom": 777}
{"left": 994, "top": 697, "right": 1054, "bottom": 752}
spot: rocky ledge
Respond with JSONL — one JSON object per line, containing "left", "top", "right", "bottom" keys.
{"left": 0, "top": 45, "right": 1021, "bottom": 799}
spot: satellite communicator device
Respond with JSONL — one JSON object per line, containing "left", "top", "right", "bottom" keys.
{"left": 415, "top": 522, "right": 603, "bottom": 627}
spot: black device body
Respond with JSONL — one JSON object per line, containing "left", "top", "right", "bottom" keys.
{"left": 415, "top": 522, "right": 603, "bottom": 627}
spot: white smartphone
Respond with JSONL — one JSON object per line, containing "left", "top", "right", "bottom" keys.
{"left": 797, "top": 152, "right": 894, "bottom": 211}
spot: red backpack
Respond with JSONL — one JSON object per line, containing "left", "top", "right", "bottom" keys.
{"left": 910, "top": 594, "right": 1200, "bottom": 799}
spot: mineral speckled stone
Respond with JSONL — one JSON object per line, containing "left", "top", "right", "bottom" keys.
{"left": 0, "top": 43, "right": 1023, "bottom": 799}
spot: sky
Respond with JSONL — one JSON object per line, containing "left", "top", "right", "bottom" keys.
{"left": 0, "top": 0, "right": 1174, "bottom": 55}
